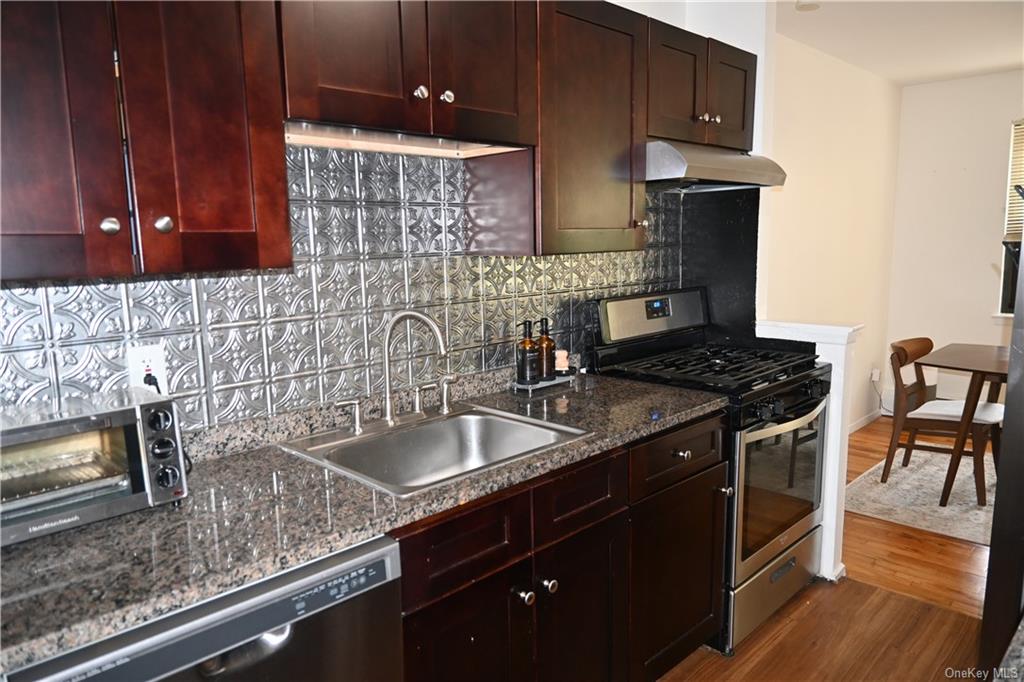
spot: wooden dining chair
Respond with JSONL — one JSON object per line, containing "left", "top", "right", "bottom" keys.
{"left": 881, "top": 338, "right": 1004, "bottom": 505}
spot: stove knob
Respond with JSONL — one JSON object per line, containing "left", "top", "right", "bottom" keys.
{"left": 150, "top": 437, "right": 177, "bottom": 460}
{"left": 147, "top": 408, "right": 173, "bottom": 432}
{"left": 755, "top": 402, "right": 774, "bottom": 421}
{"left": 805, "top": 380, "right": 824, "bottom": 399}
{"left": 771, "top": 399, "right": 785, "bottom": 416}
{"left": 155, "top": 466, "right": 180, "bottom": 489}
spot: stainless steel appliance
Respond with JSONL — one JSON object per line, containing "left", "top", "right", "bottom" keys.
{"left": 8, "top": 536, "right": 403, "bottom": 682}
{"left": 0, "top": 388, "right": 188, "bottom": 546}
{"left": 590, "top": 287, "right": 829, "bottom": 653}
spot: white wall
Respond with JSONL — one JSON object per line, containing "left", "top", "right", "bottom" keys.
{"left": 759, "top": 35, "right": 902, "bottom": 426}
{"left": 885, "top": 69, "right": 1023, "bottom": 398}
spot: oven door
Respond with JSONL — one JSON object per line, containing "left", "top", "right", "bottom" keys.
{"left": 732, "top": 398, "right": 826, "bottom": 586}
{"left": 0, "top": 409, "right": 150, "bottom": 544}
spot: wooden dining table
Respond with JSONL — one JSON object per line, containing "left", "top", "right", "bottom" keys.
{"left": 915, "top": 343, "right": 1009, "bottom": 505}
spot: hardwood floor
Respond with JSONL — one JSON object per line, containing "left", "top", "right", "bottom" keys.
{"left": 663, "top": 579, "right": 981, "bottom": 681}
{"left": 661, "top": 416, "right": 989, "bottom": 681}
{"left": 843, "top": 416, "right": 989, "bottom": 617}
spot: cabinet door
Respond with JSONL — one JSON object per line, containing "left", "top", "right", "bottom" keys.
{"left": 404, "top": 560, "right": 535, "bottom": 682}
{"left": 535, "top": 513, "right": 629, "bottom": 682}
{"left": 630, "top": 461, "right": 728, "bottom": 681}
{"left": 0, "top": 2, "right": 132, "bottom": 281}
{"left": 281, "top": 1, "right": 430, "bottom": 134}
{"left": 706, "top": 39, "right": 756, "bottom": 151}
{"left": 115, "top": 1, "right": 290, "bottom": 274}
{"left": 427, "top": 1, "right": 537, "bottom": 145}
{"left": 538, "top": 1, "right": 647, "bottom": 253}
{"left": 647, "top": 20, "right": 708, "bottom": 144}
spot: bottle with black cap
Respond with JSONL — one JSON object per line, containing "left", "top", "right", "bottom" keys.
{"left": 516, "top": 320, "right": 540, "bottom": 385}
{"left": 536, "top": 317, "right": 556, "bottom": 381}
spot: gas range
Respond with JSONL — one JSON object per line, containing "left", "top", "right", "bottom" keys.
{"left": 590, "top": 288, "right": 829, "bottom": 422}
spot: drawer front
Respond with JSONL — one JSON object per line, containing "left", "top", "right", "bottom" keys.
{"left": 533, "top": 449, "right": 628, "bottom": 548}
{"left": 629, "top": 414, "right": 725, "bottom": 502}
{"left": 400, "top": 491, "right": 532, "bottom": 613}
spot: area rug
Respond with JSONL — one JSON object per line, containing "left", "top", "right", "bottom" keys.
{"left": 845, "top": 449, "right": 996, "bottom": 545}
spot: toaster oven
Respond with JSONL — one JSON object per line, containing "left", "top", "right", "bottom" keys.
{"left": 0, "top": 388, "right": 188, "bottom": 546}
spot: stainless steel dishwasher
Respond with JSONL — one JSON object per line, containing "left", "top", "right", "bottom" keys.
{"left": 10, "top": 536, "right": 402, "bottom": 682}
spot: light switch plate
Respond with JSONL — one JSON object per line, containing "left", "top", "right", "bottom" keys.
{"left": 127, "top": 342, "right": 169, "bottom": 395}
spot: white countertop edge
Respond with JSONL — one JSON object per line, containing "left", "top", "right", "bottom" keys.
{"left": 755, "top": 320, "right": 865, "bottom": 346}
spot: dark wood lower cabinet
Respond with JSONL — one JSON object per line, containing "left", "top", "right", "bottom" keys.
{"left": 535, "top": 513, "right": 629, "bottom": 682}
{"left": 403, "top": 559, "right": 535, "bottom": 682}
{"left": 629, "top": 461, "right": 728, "bottom": 681}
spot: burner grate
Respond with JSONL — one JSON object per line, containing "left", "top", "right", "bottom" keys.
{"left": 615, "top": 344, "right": 816, "bottom": 391}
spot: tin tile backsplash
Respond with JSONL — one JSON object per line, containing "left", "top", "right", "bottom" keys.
{"left": 0, "top": 145, "right": 682, "bottom": 432}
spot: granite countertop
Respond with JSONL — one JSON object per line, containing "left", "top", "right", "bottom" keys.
{"left": 0, "top": 375, "right": 727, "bottom": 673}
{"left": 1001, "top": 619, "right": 1024, "bottom": 675}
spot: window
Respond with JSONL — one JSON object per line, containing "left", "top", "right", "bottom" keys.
{"left": 1001, "top": 119, "right": 1023, "bottom": 314}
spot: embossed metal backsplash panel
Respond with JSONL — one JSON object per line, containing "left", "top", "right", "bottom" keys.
{"left": 0, "top": 146, "right": 682, "bottom": 431}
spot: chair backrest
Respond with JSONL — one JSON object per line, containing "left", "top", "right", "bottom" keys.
{"left": 889, "top": 337, "right": 933, "bottom": 418}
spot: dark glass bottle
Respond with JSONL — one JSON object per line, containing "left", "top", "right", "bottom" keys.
{"left": 536, "top": 317, "right": 555, "bottom": 381}
{"left": 516, "top": 320, "right": 540, "bottom": 385}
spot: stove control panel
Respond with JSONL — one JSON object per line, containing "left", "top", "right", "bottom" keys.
{"left": 645, "top": 297, "right": 672, "bottom": 319}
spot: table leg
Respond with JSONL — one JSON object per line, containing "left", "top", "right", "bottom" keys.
{"left": 939, "top": 371, "right": 986, "bottom": 507}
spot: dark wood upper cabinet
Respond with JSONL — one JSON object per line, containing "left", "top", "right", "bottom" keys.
{"left": 427, "top": 1, "right": 538, "bottom": 145}
{"left": 280, "top": 1, "right": 431, "bottom": 134}
{"left": 647, "top": 20, "right": 708, "bottom": 145}
{"left": 115, "top": 1, "right": 290, "bottom": 274}
{"left": 535, "top": 513, "right": 629, "bottom": 682}
{"left": 630, "top": 461, "right": 728, "bottom": 681}
{"left": 281, "top": 1, "right": 537, "bottom": 146}
{"left": 707, "top": 39, "right": 756, "bottom": 151}
{"left": 647, "top": 22, "right": 756, "bottom": 151}
{"left": 538, "top": 1, "right": 648, "bottom": 253}
{"left": 0, "top": 2, "right": 133, "bottom": 280}
{"left": 404, "top": 560, "right": 536, "bottom": 682}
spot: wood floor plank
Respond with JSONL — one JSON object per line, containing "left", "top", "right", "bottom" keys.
{"left": 662, "top": 580, "right": 981, "bottom": 681}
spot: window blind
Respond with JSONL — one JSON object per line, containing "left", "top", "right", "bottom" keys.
{"left": 1006, "top": 119, "right": 1024, "bottom": 239}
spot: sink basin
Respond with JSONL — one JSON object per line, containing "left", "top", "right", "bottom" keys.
{"left": 279, "top": 406, "right": 588, "bottom": 497}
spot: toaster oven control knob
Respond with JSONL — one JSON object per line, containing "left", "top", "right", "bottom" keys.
{"left": 148, "top": 409, "right": 174, "bottom": 432}
{"left": 155, "top": 466, "right": 180, "bottom": 489}
{"left": 150, "top": 438, "right": 177, "bottom": 460}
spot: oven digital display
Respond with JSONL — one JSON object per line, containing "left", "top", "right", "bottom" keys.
{"left": 645, "top": 298, "right": 671, "bottom": 319}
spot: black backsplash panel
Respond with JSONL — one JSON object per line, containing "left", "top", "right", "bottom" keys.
{"left": 677, "top": 189, "right": 813, "bottom": 354}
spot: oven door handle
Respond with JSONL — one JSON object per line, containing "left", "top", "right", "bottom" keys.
{"left": 740, "top": 398, "right": 827, "bottom": 444}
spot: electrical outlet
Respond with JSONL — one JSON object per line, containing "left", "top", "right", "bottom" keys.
{"left": 870, "top": 368, "right": 881, "bottom": 382}
{"left": 127, "top": 343, "right": 169, "bottom": 395}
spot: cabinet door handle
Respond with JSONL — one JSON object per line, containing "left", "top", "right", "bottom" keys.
{"left": 671, "top": 449, "right": 692, "bottom": 461}
{"left": 154, "top": 216, "right": 175, "bottom": 233}
{"left": 697, "top": 112, "right": 711, "bottom": 123}
{"left": 439, "top": 89, "right": 455, "bottom": 104}
{"left": 541, "top": 579, "right": 559, "bottom": 594}
{"left": 412, "top": 85, "right": 429, "bottom": 100}
{"left": 632, "top": 218, "right": 650, "bottom": 229}
{"left": 712, "top": 114, "right": 723, "bottom": 124}
{"left": 99, "top": 217, "right": 121, "bottom": 235}
{"left": 717, "top": 486, "right": 735, "bottom": 497}
{"left": 515, "top": 589, "right": 536, "bottom": 606}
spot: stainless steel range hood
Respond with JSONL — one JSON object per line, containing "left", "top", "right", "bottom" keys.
{"left": 645, "top": 139, "right": 786, "bottom": 193}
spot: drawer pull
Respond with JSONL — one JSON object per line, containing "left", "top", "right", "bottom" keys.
{"left": 515, "top": 589, "right": 536, "bottom": 606}
{"left": 717, "top": 486, "right": 735, "bottom": 497}
{"left": 671, "top": 449, "right": 692, "bottom": 461}
{"left": 541, "top": 579, "right": 559, "bottom": 594}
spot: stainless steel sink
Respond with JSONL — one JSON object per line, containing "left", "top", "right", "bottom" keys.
{"left": 279, "top": 405, "right": 588, "bottom": 497}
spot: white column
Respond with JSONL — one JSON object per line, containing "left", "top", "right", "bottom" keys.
{"left": 756, "top": 320, "right": 865, "bottom": 581}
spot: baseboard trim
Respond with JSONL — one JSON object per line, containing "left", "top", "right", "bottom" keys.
{"left": 849, "top": 409, "right": 882, "bottom": 432}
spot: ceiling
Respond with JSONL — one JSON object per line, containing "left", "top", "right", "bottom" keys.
{"left": 776, "top": 1, "right": 1024, "bottom": 84}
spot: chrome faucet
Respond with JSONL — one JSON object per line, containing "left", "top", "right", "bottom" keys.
{"left": 382, "top": 310, "right": 456, "bottom": 425}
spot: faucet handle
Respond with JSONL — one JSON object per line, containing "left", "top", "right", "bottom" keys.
{"left": 439, "top": 374, "right": 459, "bottom": 415}
{"left": 335, "top": 399, "right": 363, "bottom": 435}
{"left": 413, "top": 383, "right": 439, "bottom": 413}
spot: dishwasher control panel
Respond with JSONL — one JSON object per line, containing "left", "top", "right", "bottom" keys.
{"left": 291, "top": 557, "right": 388, "bottom": 616}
